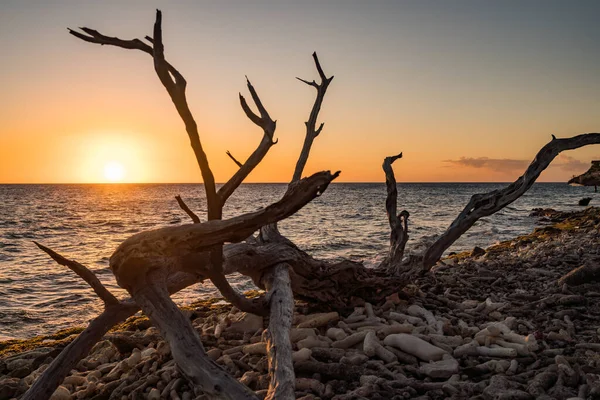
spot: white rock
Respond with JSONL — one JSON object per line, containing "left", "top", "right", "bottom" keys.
{"left": 126, "top": 348, "right": 141, "bottom": 367}
{"left": 141, "top": 348, "right": 157, "bottom": 359}
{"left": 419, "top": 357, "right": 460, "bottom": 379}
{"left": 383, "top": 334, "right": 447, "bottom": 361}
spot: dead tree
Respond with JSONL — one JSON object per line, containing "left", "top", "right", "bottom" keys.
{"left": 422, "top": 133, "right": 600, "bottom": 269}
{"left": 24, "top": 9, "right": 600, "bottom": 400}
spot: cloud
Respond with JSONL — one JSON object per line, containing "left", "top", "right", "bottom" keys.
{"left": 553, "top": 154, "right": 589, "bottom": 172}
{"left": 443, "top": 157, "right": 528, "bottom": 173}
{"left": 444, "top": 155, "right": 592, "bottom": 173}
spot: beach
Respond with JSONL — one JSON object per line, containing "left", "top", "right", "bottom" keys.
{"left": 2, "top": 206, "right": 599, "bottom": 399}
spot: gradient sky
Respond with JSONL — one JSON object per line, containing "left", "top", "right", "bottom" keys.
{"left": 1, "top": 0, "right": 599, "bottom": 183}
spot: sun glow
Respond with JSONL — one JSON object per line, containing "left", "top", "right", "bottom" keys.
{"left": 103, "top": 161, "right": 125, "bottom": 182}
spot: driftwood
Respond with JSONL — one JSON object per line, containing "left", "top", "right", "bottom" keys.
{"left": 23, "top": 8, "right": 600, "bottom": 400}
{"left": 380, "top": 153, "right": 409, "bottom": 275}
{"left": 423, "top": 133, "right": 600, "bottom": 269}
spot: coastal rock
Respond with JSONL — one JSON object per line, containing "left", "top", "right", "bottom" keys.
{"left": 228, "top": 313, "right": 263, "bottom": 333}
{"left": 49, "top": 385, "right": 70, "bottom": 400}
{"left": 419, "top": 357, "right": 460, "bottom": 379}
{"left": 383, "top": 334, "right": 447, "bottom": 361}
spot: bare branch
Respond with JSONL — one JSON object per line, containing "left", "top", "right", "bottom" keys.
{"left": 33, "top": 242, "right": 119, "bottom": 306}
{"left": 296, "top": 77, "right": 318, "bottom": 88}
{"left": 175, "top": 195, "right": 201, "bottom": 224}
{"left": 292, "top": 52, "right": 334, "bottom": 182}
{"left": 218, "top": 79, "right": 277, "bottom": 203}
{"left": 226, "top": 150, "right": 243, "bottom": 168}
{"left": 208, "top": 272, "right": 268, "bottom": 316}
{"left": 380, "top": 153, "right": 409, "bottom": 274}
{"left": 23, "top": 301, "right": 139, "bottom": 400}
{"left": 423, "top": 133, "right": 600, "bottom": 268}
{"left": 70, "top": 10, "right": 219, "bottom": 220}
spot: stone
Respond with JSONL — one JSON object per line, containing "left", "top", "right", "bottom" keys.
{"left": 419, "top": 357, "right": 460, "bottom": 379}
{"left": 383, "top": 334, "right": 447, "bottom": 361}
{"left": 228, "top": 313, "right": 263, "bottom": 333}
{"left": 148, "top": 388, "right": 161, "bottom": 400}
{"left": 49, "top": 385, "right": 71, "bottom": 400}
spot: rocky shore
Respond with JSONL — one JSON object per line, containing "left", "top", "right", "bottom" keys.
{"left": 2, "top": 207, "right": 600, "bottom": 400}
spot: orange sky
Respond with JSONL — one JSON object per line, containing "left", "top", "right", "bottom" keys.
{"left": 1, "top": 1, "right": 599, "bottom": 183}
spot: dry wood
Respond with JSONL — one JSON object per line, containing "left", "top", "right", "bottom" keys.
{"left": 226, "top": 150, "right": 243, "bottom": 168}
{"left": 131, "top": 268, "right": 258, "bottom": 399}
{"left": 262, "top": 263, "right": 296, "bottom": 400}
{"left": 217, "top": 78, "right": 278, "bottom": 203}
{"left": 380, "top": 153, "right": 409, "bottom": 274}
{"left": 33, "top": 241, "right": 119, "bottom": 306}
{"left": 423, "top": 133, "right": 600, "bottom": 268}
{"left": 110, "top": 170, "right": 339, "bottom": 290}
{"left": 71, "top": 10, "right": 220, "bottom": 219}
{"left": 292, "top": 52, "right": 334, "bottom": 182}
{"left": 22, "top": 302, "right": 139, "bottom": 400}
{"left": 175, "top": 195, "right": 201, "bottom": 224}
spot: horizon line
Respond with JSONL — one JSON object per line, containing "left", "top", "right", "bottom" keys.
{"left": 0, "top": 181, "right": 576, "bottom": 185}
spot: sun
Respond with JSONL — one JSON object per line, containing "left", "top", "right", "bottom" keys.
{"left": 103, "top": 161, "right": 125, "bottom": 182}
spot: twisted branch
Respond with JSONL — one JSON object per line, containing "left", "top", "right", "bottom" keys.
{"left": 423, "top": 133, "right": 600, "bottom": 268}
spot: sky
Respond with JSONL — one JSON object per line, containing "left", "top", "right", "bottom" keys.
{"left": 1, "top": 0, "right": 599, "bottom": 183}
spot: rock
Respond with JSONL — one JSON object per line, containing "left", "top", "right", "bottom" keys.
{"left": 63, "top": 375, "right": 87, "bottom": 386}
{"left": 297, "top": 337, "right": 329, "bottom": 350}
{"left": 148, "top": 388, "right": 161, "bottom": 400}
{"left": 49, "top": 385, "right": 70, "bottom": 400}
{"left": 419, "top": 357, "right": 460, "bottom": 379}
{"left": 471, "top": 246, "right": 486, "bottom": 257}
{"left": 332, "top": 331, "right": 369, "bottom": 349}
{"left": 290, "top": 328, "right": 317, "bottom": 343}
{"left": 242, "top": 342, "right": 267, "bottom": 355}
{"left": 483, "top": 376, "right": 533, "bottom": 400}
{"left": 292, "top": 348, "right": 312, "bottom": 363}
{"left": 363, "top": 331, "right": 378, "bottom": 357}
{"left": 228, "top": 313, "right": 263, "bottom": 333}
{"left": 126, "top": 348, "right": 141, "bottom": 367}
{"left": 141, "top": 347, "right": 157, "bottom": 359}
{"left": 207, "top": 348, "right": 221, "bottom": 361}
{"left": 297, "top": 312, "right": 339, "bottom": 328}
{"left": 326, "top": 328, "right": 347, "bottom": 341}
{"left": 579, "top": 197, "right": 592, "bottom": 206}
{"left": 383, "top": 334, "right": 447, "bottom": 361}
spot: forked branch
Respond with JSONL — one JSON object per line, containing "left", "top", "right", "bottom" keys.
{"left": 218, "top": 78, "right": 278, "bottom": 202}
{"left": 69, "top": 10, "right": 219, "bottom": 220}
{"left": 292, "top": 52, "right": 334, "bottom": 182}
{"left": 423, "top": 133, "right": 600, "bottom": 268}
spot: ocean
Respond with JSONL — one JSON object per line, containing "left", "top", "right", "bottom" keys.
{"left": 0, "top": 182, "right": 594, "bottom": 339}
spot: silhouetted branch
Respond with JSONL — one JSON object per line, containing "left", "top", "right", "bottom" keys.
{"left": 380, "top": 153, "right": 409, "bottom": 274}
{"left": 218, "top": 78, "right": 277, "bottom": 203}
{"left": 292, "top": 52, "right": 334, "bottom": 182}
{"left": 226, "top": 150, "right": 243, "bottom": 168}
{"left": 69, "top": 10, "right": 219, "bottom": 220}
{"left": 175, "top": 195, "right": 201, "bottom": 224}
{"left": 423, "top": 133, "right": 600, "bottom": 268}
{"left": 33, "top": 242, "right": 119, "bottom": 306}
